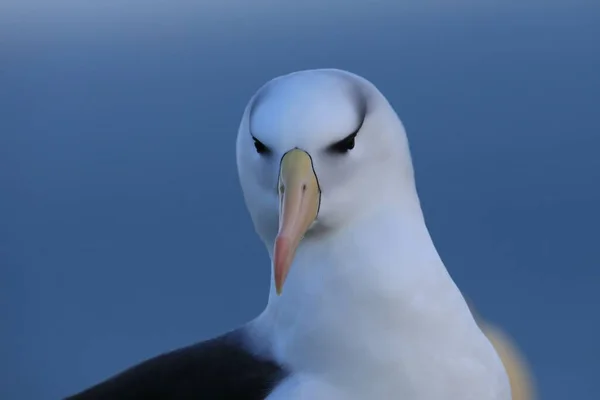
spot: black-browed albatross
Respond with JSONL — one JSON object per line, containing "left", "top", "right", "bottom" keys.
{"left": 66, "top": 69, "right": 511, "bottom": 400}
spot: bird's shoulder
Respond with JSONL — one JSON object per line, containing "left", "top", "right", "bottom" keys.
{"left": 65, "top": 329, "right": 287, "bottom": 400}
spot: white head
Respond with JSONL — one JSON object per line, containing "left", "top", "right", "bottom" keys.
{"left": 236, "top": 69, "right": 418, "bottom": 294}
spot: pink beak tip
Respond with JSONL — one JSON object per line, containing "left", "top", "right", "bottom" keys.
{"left": 274, "top": 235, "right": 291, "bottom": 295}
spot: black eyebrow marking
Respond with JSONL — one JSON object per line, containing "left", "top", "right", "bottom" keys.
{"left": 326, "top": 130, "right": 358, "bottom": 154}
{"left": 248, "top": 85, "right": 274, "bottom": 155}
{"left": 248, "top": 72, "right": 369, "bottom": 154}
{"left": 251, "top": 135, "right": 271, "bottom": 155}
{"left": 326, "top": 81, "right": 367, "bottom": 154}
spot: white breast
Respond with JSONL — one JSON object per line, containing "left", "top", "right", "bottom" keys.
{"left": 251, "top": 209, "right": 511, "bottom": 400}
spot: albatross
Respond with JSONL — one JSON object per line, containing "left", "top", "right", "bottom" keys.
{"left": 66, "top": 69, "right": 511, "bottom": 400}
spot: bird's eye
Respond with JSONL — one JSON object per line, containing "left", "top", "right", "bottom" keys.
{"left": 327, "top": 132, "right": 357, "bottom": 154}
{"left": 252, "top": 137, "right": 270, "bottom": 155}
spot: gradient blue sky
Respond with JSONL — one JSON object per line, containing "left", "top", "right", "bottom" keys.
{"left": 1, "top": 1, "right": 599, "bottom": 399}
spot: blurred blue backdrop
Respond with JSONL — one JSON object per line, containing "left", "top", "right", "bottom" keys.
{"left": 1, "top": 1, "right": 598, "bottom": 399}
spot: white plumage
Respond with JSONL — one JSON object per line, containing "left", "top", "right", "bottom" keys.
{"left": 236, "top": 69, "right": 512, "bottom": 399}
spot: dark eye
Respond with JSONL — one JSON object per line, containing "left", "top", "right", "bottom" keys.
{"left": 327, "top": 132, "right": 357, "bottom": 154}
{"left": 252, "top": 137, "right": 270, "bottom": 155}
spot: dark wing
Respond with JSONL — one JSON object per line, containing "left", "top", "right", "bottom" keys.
{"left": 65, "top": 330, "right": 287, "bottom": 400}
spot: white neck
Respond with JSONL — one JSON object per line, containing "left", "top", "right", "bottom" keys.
{"left": 249, "top": 195, "right": 511, "bottom": 399}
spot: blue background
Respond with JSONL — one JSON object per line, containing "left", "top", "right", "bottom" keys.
{"left": 1, "top": 1, "right": 598, "bottom": 399}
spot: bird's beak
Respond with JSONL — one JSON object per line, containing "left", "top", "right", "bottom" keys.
{"left": 274, "top": 149, "right": 320, "bottom": 295}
